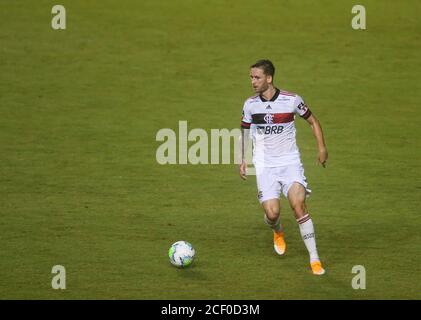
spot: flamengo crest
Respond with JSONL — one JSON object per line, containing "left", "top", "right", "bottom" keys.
{"left": 264, "top": 113, "right": 274, "bottom": 124}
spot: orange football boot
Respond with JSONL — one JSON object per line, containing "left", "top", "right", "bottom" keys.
{"left": 310, "top": 260, "right": 326, "bottom": 275}
{"left": 273, "top": 231, "right": 286, "bottom": 255}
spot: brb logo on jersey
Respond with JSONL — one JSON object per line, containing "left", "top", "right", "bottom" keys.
{"left": 259, "top": 113, "right": 284, "bottom": 135}
{"left": 263, "top": 113, "right": 274, "bottom": 124}
{"left": 257, "top": 125, "right": 284, "bottom": 135}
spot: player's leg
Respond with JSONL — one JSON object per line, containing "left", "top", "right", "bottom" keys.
{"left": 262, "top": 198, "right": 283, "bottom": 234}
{"left": 261, "top": 199, "right": 286, "bottom": 255}
{"left": 287, "top": 182, "right": 325, "bottom": 275}
{"left": 256, "top": 167, "right": 286, "bottom": 255}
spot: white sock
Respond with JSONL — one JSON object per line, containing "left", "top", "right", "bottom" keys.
{"left": 264, "top": 214, "right": 283, "bottom": 234}
{"left": 297, "top": 214, "right": 319, "bottom": 263}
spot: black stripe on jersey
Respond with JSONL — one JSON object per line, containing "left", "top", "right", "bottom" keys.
{"left": 252, "top": 113, "right": 294, "bottom": 124}
{"left": 252, "top": 114, "right": 267, "bottom": 124}
{"left": 301, "top": 109, "right": 312, "bottom": 120}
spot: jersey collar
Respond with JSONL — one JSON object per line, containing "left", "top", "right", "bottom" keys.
{"left": 259, "top": 88, "right": 280, "bottom": 102}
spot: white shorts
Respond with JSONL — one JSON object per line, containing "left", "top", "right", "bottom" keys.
{"left": 255, "top": 164, "right": 311, "bottom": 203}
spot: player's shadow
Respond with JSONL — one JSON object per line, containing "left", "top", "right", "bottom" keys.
{"left": 172, "top": 260, "right": 209, "bottom": 281}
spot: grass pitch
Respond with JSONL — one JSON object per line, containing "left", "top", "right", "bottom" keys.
{"left": 0, "top": 0, "right": 420, "bottom": 299}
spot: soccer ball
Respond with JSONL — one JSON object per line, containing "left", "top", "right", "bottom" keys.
{"left": 168, "top": 241, "right": 195, "bottom": 268}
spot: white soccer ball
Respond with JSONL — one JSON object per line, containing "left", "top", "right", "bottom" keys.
{"left": 168, "top": 241, "right": 196, "bottom": 268}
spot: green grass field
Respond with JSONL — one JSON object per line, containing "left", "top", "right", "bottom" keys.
{"left": 1, "top": 0, "right": 420, "bottom": 299}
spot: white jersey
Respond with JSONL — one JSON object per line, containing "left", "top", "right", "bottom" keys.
{"left": 241, "top": 88, "right": 312, "bottom": 167}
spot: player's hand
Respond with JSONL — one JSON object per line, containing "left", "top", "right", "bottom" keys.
{"left": 239, "top": 161, "right": 247, "bottom": 180}
{"left": 317, "top": 148, "right": 328, "bottom": 168}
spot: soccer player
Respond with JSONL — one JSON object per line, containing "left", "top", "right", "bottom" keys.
{"left": 239, "top": 59, "right": 328, "bottom": 275}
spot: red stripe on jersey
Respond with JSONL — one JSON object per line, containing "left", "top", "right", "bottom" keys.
{"left": 273, "top": 113, "right": 294, "bottom": 123}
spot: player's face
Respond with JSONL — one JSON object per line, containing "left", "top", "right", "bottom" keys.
{"left": 250, "top": 67, "right": 272, "bottom": 93}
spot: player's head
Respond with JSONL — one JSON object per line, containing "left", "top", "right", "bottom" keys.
{"left": 250, "top": 59, "right": 275, "bottom": 93}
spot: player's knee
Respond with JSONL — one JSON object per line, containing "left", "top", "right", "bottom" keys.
{"left": 264, "top": 208, "right": 279, "bottom": 221}
{"left": 291, "top": 202, "right": 306, "bottom": 215}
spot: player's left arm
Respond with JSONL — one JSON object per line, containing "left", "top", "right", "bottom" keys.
{"left": 305, "top": 113, "right": 328, "bottom": 167}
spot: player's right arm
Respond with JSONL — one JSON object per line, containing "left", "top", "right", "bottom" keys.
{"left": 239, "top": 128, "right": 250, "bottom": 180}
{"left": 239, "top": 101, "right": 252, "bottom": 180}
